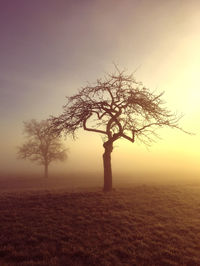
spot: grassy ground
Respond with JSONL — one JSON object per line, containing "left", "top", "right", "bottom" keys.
{"left": 0, "top": 178, "right": 200, "bottom": 265}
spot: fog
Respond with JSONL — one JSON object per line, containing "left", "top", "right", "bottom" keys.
{"left": 0, "top": 0, "right": 200, "bottom": 187}
{"left": 1, "top": 129, "right": 199, "bottom": 188}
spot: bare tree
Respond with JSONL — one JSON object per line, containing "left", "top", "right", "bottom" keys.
{"left": 51, "top": 68, "right": 186, "bottom": 191}
{"left": 17, "top": 119, "right": 68, "bottom": 178}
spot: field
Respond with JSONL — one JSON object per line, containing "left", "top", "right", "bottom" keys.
{"left": 0, "top": 176, "right": 200, "bottom": 265}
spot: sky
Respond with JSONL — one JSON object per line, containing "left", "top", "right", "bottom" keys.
{"left": 0, "top": 0, "right": 200, "bottom": 181}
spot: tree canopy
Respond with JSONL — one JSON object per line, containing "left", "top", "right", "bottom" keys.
{"left": 51, "top": 68, "right": 186, "bottom": 191}
{"left": 17, "top": 119, "right": 68, "bottom": 177}
{"left": 52, "top": 69, "right": 183, "bottom": 144}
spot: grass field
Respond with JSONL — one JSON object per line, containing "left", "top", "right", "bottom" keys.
{"left": 0, "top": 176, "right": 200, "bottom": 265}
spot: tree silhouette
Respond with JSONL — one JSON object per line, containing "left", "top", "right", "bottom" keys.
{"left": 17, "top": 119, "right": 68, "bottom": 178}
{"left": 51, "top": 68, "right": 185, "bottom": 191}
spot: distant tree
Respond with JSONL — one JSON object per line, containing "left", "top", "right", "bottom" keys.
{"left": 17, "top": 119, "right": 68, "bottom": 178}
{"left": 51, "top": 68, "right": 186, "bottom": 191}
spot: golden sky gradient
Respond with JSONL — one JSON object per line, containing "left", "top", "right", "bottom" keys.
{"left": 0, "top": 0, "right": 200, "bottom": 180}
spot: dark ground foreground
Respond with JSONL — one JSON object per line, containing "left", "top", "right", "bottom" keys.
{"left": 0, "top": 178, "right": 200, "bottom": 265}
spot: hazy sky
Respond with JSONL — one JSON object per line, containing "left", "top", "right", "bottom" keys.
{"left": 0, "top": 0, "right": 200, "bottom": 179}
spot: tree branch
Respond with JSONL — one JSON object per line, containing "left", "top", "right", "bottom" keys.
{"left": 121, "top": 131, "right": 135, "bottom": 142}
{"left": 83, "top": 119, "right": 107, "bottom": 135}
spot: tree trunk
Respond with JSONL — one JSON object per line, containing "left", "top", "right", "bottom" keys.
{"left": 103, "top": 141, "right": 113, "bottom": 192}
{"left": 44, "top": 163, "right": 48, "bottom": 178}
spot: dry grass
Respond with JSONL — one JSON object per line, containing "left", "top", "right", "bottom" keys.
{"left": 0, "top": 179, "right": 200, "bottom": 265}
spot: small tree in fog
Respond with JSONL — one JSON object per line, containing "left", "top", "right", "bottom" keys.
{"left": 51, "top": 68, "right": 186, "bottom": 191}
{"left": 17, "top": 119, "right": 68, "bottom": 178}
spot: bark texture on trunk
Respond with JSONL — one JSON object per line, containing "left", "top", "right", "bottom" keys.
{"left": 103, "top": 141, "right": 113, "bottom": 192}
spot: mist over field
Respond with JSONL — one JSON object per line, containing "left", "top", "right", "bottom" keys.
{"left": 1, "top": 177, "right": 200, "bottom": 265}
